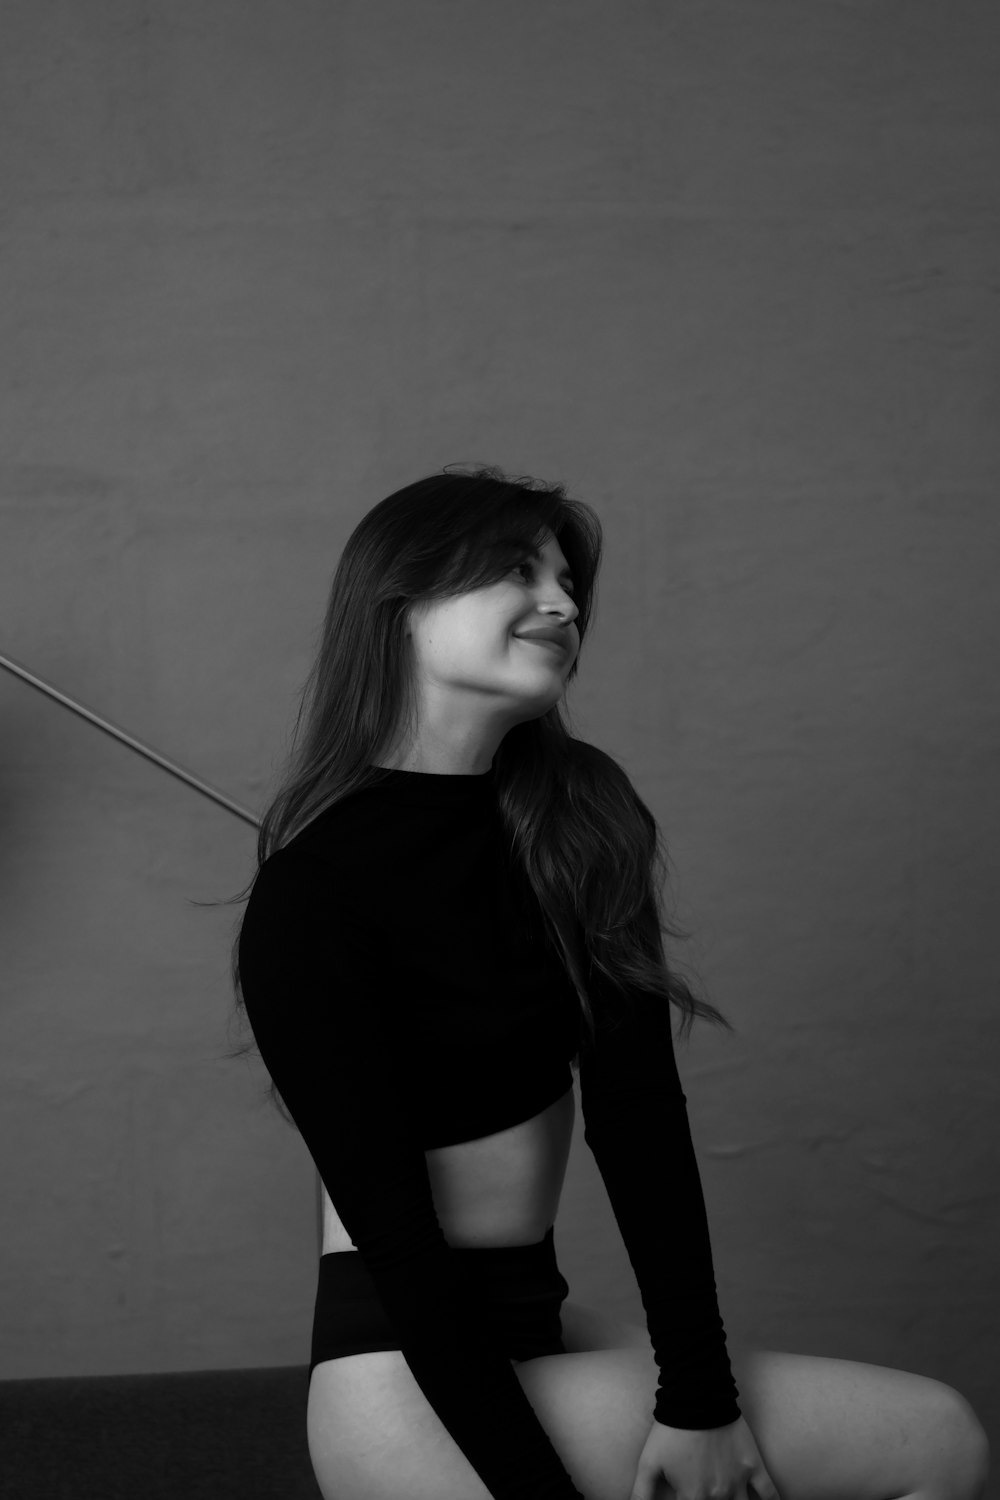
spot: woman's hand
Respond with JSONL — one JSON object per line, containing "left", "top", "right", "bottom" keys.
{"left": 630, "top": 1415, "right": 781, "bottom": 1500}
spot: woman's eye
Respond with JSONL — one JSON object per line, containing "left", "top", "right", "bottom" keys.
{"left": 511, "top": 560, "right": 575, "bottom": 596}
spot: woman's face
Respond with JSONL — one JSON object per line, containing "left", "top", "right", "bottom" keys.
{"left": 394, "top": 532, "right": 580, "bottom": 771}
{"left": 413, "top": 531, "right": 579, "bottom": 687}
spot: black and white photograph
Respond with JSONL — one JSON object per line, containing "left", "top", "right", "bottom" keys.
{"left": 0, "top": 4, "right": 996, "bottom": 1498}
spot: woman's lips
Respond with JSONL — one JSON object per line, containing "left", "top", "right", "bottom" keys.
{"left": 516, "top": 636, "right": 568, "bottom": 656}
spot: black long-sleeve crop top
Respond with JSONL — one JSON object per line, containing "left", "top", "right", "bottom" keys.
{"left": 236, "top": 763, "right": 741, "bottom": 1499}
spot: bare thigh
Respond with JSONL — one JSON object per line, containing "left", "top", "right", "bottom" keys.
{"left": 307, "top": 1321, "right": 988, "bottom": 1500}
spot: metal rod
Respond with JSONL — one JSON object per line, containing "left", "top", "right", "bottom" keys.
{"left": 0, "top": 650, "right": 261, "bottom": 830}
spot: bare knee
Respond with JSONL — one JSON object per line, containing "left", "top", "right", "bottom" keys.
{"left": 929, "top": 1383, "right": 990, "bottom": 1500}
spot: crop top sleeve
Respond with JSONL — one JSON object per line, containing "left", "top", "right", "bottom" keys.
{"left": 236, "top": 768, "right": 740, "bottom": 1500}
{"left": 577, "top": 968, "right": 742, "bottom": 1429}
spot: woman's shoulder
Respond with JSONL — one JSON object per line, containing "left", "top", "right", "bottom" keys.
{"left": 243, "top": 807, "right": 364, "bottom": 920}
{"left": 262, "top": 793, "right": 371, "bottom": 871}
{"left": 241, "top": 830, "right": 379, "bottom": 957}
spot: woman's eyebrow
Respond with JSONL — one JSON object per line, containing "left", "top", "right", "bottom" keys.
{"left": 521, "top": 544, "right": 575, "bottom": 585}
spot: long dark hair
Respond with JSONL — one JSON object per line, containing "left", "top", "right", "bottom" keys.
{"left": 213, "top": 463, "right": 733, "bottom": 1123}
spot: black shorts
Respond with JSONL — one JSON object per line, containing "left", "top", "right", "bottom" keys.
{"left": 309, "top": 1225, "right": 570, "bottom": 1377}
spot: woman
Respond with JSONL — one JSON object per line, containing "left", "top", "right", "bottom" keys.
{"left": 229, "top": 466, "right": 989, "bottom": 1500}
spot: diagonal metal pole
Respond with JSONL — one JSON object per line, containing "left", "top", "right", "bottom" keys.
{"left": 0, "top": 649, "right": 332, "bottom": 1255}
{"left": 0, "top": 650, "right": 261, "bottom": 829}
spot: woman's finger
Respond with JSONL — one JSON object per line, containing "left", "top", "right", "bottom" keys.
{"left": 749, "top": 1466, "right": 782, "bottom": 1500}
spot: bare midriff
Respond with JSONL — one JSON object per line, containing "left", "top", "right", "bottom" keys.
{"left": 320, "top": 1083, "right": 576, "bottom": 1254}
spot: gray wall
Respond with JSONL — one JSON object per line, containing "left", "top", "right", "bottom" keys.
{"left": 1, "top": 0, "right": 996, "bottom": 1460}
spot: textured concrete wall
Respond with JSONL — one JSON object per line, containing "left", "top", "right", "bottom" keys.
{"left": 0, "top": 0, "right": 996, "bottom": 1458}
